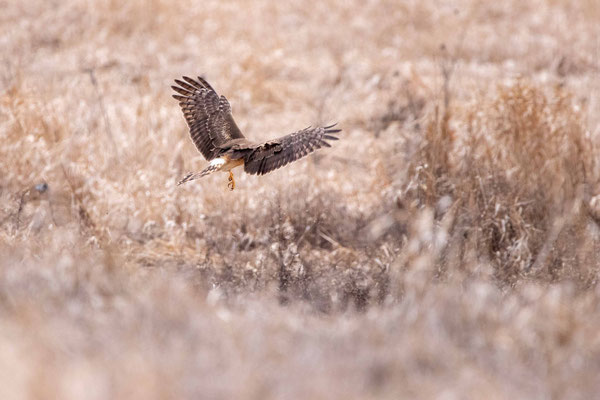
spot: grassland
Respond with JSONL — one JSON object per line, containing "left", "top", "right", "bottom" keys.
{"left": 1, "top": 0, "right": 600, "bottom": 398}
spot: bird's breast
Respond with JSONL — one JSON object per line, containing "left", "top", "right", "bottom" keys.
{"left": 220, "top": 156, "right": 245, "bottom": 172}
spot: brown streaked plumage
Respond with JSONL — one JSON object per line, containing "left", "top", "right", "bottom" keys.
{"left": 172, "top": 76, "right": 340, "bottom": 190}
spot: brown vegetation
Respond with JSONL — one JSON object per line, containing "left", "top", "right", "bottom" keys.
{"left": 1, "top": 0, "right": 600, "bottom": 398}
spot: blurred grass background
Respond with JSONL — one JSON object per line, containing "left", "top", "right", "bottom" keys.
{"left": 1, "top": 0, "right": 600, "bottom": 399}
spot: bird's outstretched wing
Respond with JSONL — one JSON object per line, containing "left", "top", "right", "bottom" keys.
{"left": 243, "top": 124, "right": 340, "bottom": 175}
{"left": 172, "top": 76, "right": 245, "bottom": 161}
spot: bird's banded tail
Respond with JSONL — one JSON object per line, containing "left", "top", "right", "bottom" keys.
{"left": 177, "top": 163, "right": 221, "bottom": 186}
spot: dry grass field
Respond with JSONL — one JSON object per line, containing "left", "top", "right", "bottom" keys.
{"left": 1, "top": 0, "right": 600, "bottom": 398}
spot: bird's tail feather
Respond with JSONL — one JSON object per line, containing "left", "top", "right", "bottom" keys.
{"left": 177, "top": 163, "right": 221, "bottom": 186}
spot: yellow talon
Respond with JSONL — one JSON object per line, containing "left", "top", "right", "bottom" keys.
{"left": 228, "top": 172, "right": 235, "bottom": 191}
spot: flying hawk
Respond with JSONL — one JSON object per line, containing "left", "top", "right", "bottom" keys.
{"left": 172, "top": 76, "right": 340, "bottom": 190}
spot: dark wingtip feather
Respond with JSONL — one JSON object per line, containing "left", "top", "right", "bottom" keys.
{"left": 323, "top": 135, "right": 339, "bottom": 140}
{"left": 172, "top": 84, "right": 193, "bottom": 96}
{"left": 173, "top": 79, "right": 199, "bottom": 93}
{"left": 323, "top": 123, "right": 341, "bottom": 136}
{"left": 182, "top": 76, "right": 204, "bottom": 89}
{"left": 197, "top": 76, "right": 216, "bottom": 92}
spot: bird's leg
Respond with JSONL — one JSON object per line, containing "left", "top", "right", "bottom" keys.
{"left": 227, "top": 171, "right": 235, "bottom": 191}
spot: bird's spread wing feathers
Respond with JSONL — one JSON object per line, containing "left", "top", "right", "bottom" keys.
{"left": 172, "top": 76, "right": 341, "bottom": 175}
{"left": 172, "top": 76, "right": 245, "bottom": 160}
{"left": 243, "top": 124, "right": 340, "bottom": 175}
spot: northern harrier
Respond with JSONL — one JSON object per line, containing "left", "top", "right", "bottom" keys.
{"left": 172, "top": 76, "right": 340, "bottom": 190}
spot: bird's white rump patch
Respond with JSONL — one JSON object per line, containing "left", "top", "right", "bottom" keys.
{"left": 210, "top": 158, "right": 226, "bottom": 168}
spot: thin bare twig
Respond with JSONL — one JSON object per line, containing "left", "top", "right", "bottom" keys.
{"left": 86, "top": 68, "right": 119, "bottom": 157}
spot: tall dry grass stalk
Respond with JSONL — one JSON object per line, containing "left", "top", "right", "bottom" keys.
{"left": 404, "top": 80, "right": 598, "bottom": 285}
